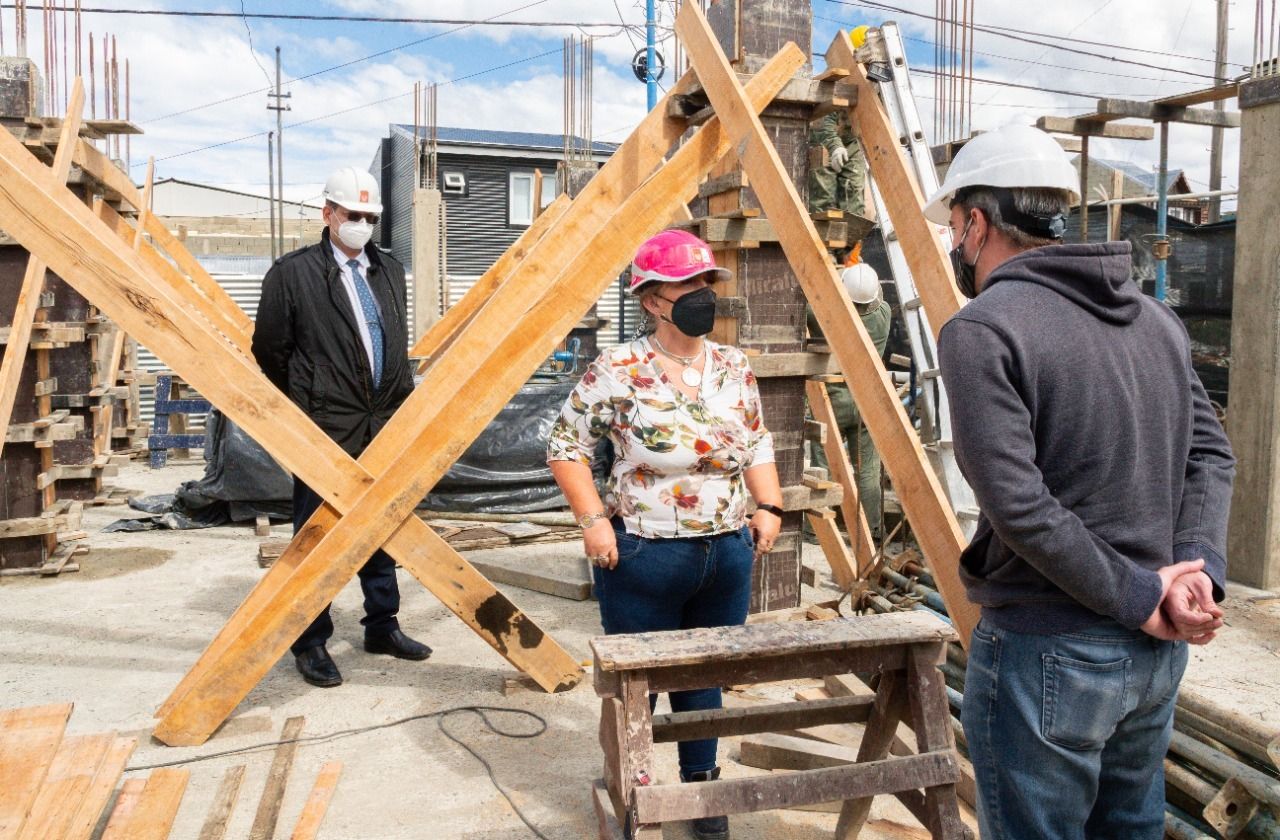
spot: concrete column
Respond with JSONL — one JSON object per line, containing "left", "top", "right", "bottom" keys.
{"left": 1225, "top": 74, "right": 1280, "bottom": 589}
{"left": 411, "top": 188, "right": 443, "bottom": 343}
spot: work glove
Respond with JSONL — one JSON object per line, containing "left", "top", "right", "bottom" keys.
{"left": 828, "top": 145, "right": 850, "bottom": 171}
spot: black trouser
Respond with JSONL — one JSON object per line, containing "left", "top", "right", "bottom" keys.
{"left": 290, "top": 478, "right": 400, "bottom": 655}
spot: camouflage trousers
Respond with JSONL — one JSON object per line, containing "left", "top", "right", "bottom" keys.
{"left": 808, "top": 139, "right": 867, "bottom": 217}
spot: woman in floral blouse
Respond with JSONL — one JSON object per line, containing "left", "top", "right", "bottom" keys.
{"left": 548, "top": 229, "right": 783, "bottom": 840}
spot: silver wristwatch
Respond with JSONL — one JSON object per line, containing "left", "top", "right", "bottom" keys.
{"left": 578, "top": 511, "right": 607, "bottom": 530}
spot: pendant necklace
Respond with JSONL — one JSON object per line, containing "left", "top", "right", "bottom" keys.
{"left": 652, "top": 335, "right": 705, "bottom": 389}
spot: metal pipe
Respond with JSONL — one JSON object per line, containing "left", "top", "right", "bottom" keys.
{"left": 1169, "top": 731, "right": 1280, "bottom": 814}
{"left": 1178, "top": 688, "right": 1280, "bottom": 771}
{"left": 1166, "top": 807, "right": 1216, "bottom": 840}
{"left": 1093, "top": 189, "right": 1238, "bottom": 208}
{"left": 1155, "top": 121, "right": 1170, "bottom": 301}
{"left": 275, "top": 46, "right": 285, "bottom": 258}
{"left": 645, "top": 0, "right": 656, "bottom": 111}
{"left": 881, "top": 567, "right": 949, "bottom": 614}
{"left": 267, "top": 131, "right": 277, "bottom": 261}
{"left": 1177, "top": 705, "right": 1280, "bottom": 772}
{"left": 1079, "top": 134, "right": 1090, "bottom": 243}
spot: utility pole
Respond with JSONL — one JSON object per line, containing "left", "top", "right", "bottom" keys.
{"left": 1208, "top": 0, "right": 1229, "bottom": 223}
{"left": 267, "top": 131, "right": 277, "bottom": 261}
{"left": 267, "top": 46, "right": 291, "bottom": 256}
{"left": 645, "top": 0, "right": 657, "bottom": 110}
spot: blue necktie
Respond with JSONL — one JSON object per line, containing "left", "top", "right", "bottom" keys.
{"left": 348, "top": 259, "right": 384, "bottom": 388}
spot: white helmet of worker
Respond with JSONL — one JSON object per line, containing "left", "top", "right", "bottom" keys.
{"left": 841, "top": 263, "right": 881, "bottom": 306}
{"left": 323, "top": 166, "right": 382, "bottom": 214}
{"left": 923, "top": 125, "right": 1079, "bottom": 225}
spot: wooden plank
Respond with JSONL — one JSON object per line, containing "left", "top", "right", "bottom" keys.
{"left": 150, "top": 47, "right": 804, "bottom": 746}
{"left": 591, "top": 778, "right": 627, "bottom": 840}
{"left": 807, "top": 508, "right": 860, "bottom": 592}
{"left": 1092, "top": 97, "right": 1241, "bottom": 128}
{"left": 633, "top": 751, "right": 958, "bottom": 822}
{"left": 0, "top": 79, "right": 84, "bottom": 462}
{"left": 825, "top": 36, "right": 962, "bottom": 341}
{"left": 807, "top": 380, "right": 876, "bottom": 578}
{"left": 15, "top": 734, "right": 113, "bottom": 840}
{"left": 111, "top": 768, "right": 188, "bottom": 840}
{"left": 466, "top": 558, "right": 592, "bottom": 601}
{"left": 100, "top": 778, "right": 147, "bottom": 839}
{"left": 0, "top": 121, "right": 586, "bottom": 741}
{"left": 411, "top": 192, "right": 572, "bottom": 369}
{"left": 904, "top": 644, "right": 967, "bottom": 838}
{"left": 1035, "top": 116, "right": 1155, "bottom": 140}
{"left": 697, "top": 170, "right": 748, "bottom": 198}
{"left": 70, "top": 139, "right": 254, "bottom": 339}
{"left": 619, "top": 673, "right": 659, "bottom": 839}
{"left": 64, "top": 736, "right": 137, "bottom": 840}
{"left": 249, "top": 716, "right": 305, "bottom": 840}
{"left": 0, "top": 703, "right": 74, "bottom": 839}
{"left": 835, "top": 671, "right": 908, "bottom": 839}
{"left": 739, "top": 732, "right": 862, "bottom": 770}
{"left": 593, "top": 612, "right": 953, "bottom": 672}
{"left": 681, "top": 8, "right": 980, "bottom": 648}
{"left": 196, "top": 765, "right": 245, "bottom": 840}
{"left": 287, "top": 761, "right": 342, "bottom": 840}
{"left": 749, "top": 351, "right": 839, "bottom": 378}
{"left": 653, "top": 696, "right": 873, "bottom": 744}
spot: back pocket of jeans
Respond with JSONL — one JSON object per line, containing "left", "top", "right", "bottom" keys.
{"left": 1041, "top": 653, "right": 1130, "bottom": 750}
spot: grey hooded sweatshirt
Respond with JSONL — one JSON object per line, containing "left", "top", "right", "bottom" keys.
{"left": 938, "top": 242, "right": 1235, "bottom": 634}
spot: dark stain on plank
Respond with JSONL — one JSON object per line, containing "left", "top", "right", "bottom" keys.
{"left": 474, "top": 592, "right": 546, "bottom": 654}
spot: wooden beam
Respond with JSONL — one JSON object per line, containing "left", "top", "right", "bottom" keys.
{"left": 825, "top": 34, "right": 963, "bottom": 341}
{"left": 0, "top": 119, "right": 581, "bottom": 743}
{"left": 249, "top": 717, "right": 304, "bottom": 840}
{"left": 287, "top": 762, "right": 342, "bottom": 840}
{"left": 678, "top": 6, "right": 980, "bottom": 646}
{"left": 111, "top": 767, "right": 188, "bottom": 840}
{"left": 1093, "top": 97, "right": 1242, "bottom": 128}
{"left": 71, "top": 138, "right": 255, "bottom": 338}
{"left": 1036, "top": 116, "right": 1155, "bottom": 140}
{"left": 0, "top": 78, "right": 83, "bottom": 461}
{"left": 149, "top": 47, "right": 805, "bottom": 745}
{"left": 64, "top": 736, "right": 136, "bottom": 840}
{"left": 807, "top": 508, "right": 860, "bottom": 591}
{"left": 807, "top": 379, "right": 875, "bottom": 578}
{"left": 652, "top": 695, "right": 874, "bottom": 743}
{"left": 196, "top": 765, "right": 245, "bottom": 840}
{"left": 411, "top": 191, "right": 571, "bottom": 369}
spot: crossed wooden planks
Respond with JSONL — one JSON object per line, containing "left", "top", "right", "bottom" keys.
{"left": 0, "top": 102, "right": 580, "bottom": 741}
{"left": 151, "top": 46, "right": 805, "bottom": 747}
{"left": 806, "top": 379, "right": 876, "bottom": 583}
{"left": 675, "top": 4, "right": 978, "bottom": 645}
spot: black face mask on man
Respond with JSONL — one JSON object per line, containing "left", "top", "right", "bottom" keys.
{"left": 659, "top": 287, "right": 718, "bottom": 337}
{"left": 950, "top": 215, "right": 986, "bottom": 299}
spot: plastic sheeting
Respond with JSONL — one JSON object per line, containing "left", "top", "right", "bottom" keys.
{"left": 108, "top": 376, "right": 599, "bottom": 530}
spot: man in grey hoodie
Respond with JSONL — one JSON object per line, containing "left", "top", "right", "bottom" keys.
{"left": 929, "top": 126, "right": 1235, "bottom": 839}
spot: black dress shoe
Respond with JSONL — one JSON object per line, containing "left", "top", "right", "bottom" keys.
{"left": 364, "top": 629, "right": 432, "bottom": 661}
{"left": 295, "top": 645, "right": 342, "bottom": 687}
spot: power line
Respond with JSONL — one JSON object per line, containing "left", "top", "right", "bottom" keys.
{"left": 820, "top": 0, "right": 1230, "bottom": 76}
{"left": 907, "top": 66, "right": 1163, "bottom": 100}
{"left": 137, "top": 0, "right": 568, "bottom": 124}
{"left": 139, "top": 48, "right": 562, "bottom": 167}
{"left": 0, "top": 3, "right": 635, "bottom": 29}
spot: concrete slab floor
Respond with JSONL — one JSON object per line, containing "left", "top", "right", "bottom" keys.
{"left": 0, "top": 461, "right": 1276, "bottom": 839}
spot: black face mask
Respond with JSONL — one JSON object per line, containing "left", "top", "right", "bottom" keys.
{"left": 950, "top": 217, "right": 984, "bottom": 299}
{"left": 659, "top": 287, "right": 718, "bottom": 337}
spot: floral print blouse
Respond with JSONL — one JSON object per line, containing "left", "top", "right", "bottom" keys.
{"left": 547, "top": 337, "right": 775, "bottom": 539}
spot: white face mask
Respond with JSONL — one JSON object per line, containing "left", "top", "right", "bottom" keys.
{"left": 337, "top": 219, "right": 373, "bottom": 251}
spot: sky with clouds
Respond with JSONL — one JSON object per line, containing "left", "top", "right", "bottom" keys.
{"left": 2, "top": 0, "right": 1256, "bottom": 209}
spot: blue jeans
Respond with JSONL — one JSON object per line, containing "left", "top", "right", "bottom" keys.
{"left": 962, "top": 618, "right": 1188, "bottom": 840}
{"left": 593, "top": 522, "right": 755, "bottom": 776}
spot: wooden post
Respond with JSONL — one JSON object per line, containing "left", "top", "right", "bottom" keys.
{"left": 806, "top": 378, "right": 875, "bottom": 579}
{"left": 677, "top": 6, "right": 979, "bottom": 645}
{"left": 1109, "top": 168, "right": 1124, "bottom": 241}
{"left": 1225, "top": 75, "right": 1280, "bottom": 589}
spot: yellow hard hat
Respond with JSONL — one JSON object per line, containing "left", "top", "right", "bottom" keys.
{"left": 850, "top": 26, "right": 871, "bottom": 48}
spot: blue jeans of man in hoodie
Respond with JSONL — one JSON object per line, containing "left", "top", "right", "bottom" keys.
{"left": 963, "top": 618, "right": 1187, "bottom": 839}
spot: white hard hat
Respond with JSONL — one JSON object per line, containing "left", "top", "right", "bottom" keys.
{"left": 841, "top": 263, "right": 880, "bottom": 305}
{"left": 323, "top": 166, "right": 382, "bottom": 213}
{"left": 924, "top": 125, "right": 1079, "bottom": 225}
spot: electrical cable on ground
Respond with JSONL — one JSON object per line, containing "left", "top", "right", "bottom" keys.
{"left": 126, "top": 705, "right": 555, "bottom": 840}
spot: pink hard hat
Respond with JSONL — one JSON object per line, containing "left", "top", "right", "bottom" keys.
{"left": 628, "top": 229, "right": 732, "bottom": 295}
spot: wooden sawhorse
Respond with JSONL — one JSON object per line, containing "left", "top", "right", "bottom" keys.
{"left": 589, "top": 611, "right": 970, "bottom": 839}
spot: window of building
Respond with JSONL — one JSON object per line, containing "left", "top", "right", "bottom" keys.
{"left": 508, "top": 171, "right": 562, "bottom": 227}
{"left": 442, "top": 170, "right": 467, "bottom": 196}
